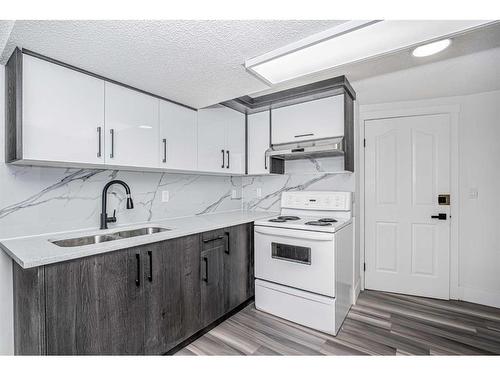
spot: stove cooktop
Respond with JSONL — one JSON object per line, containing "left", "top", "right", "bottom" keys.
{"left": 257, "top": 215, "right": 349, "bottom": 233}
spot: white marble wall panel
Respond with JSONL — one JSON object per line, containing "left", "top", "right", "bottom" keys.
{"left": 0, "top": 165, "right": 242, "bottom": 240}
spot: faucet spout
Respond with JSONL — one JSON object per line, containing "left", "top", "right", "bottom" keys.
{"left": 100, "top": 180, "right": 134, "bottom": 230}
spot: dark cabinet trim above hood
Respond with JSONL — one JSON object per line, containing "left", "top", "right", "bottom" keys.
{"left": 221, "top": 75, "right": 355, "bottom": 115}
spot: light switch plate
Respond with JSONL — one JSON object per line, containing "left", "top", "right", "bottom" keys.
{"left": 162, "top": 190, "right": 170, "bottom": 202}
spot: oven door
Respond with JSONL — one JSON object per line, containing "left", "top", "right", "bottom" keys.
{"left": 254, "top": 225, "right": 335, "bottom": 297}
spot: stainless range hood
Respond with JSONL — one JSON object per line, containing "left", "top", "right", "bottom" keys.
{"left": 265, "top": 137, "right": 344, "bottom": 161}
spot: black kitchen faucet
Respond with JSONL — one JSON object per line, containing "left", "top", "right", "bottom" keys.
{"left": 100, "top": 180, "right": 134, "bottom": 230}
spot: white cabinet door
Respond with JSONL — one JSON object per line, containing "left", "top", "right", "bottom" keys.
{"left": 22, "top": 54, "right": 105, "bottom": 164}
{"left": 105, "top": 83, "right": 159, "bottom": 168}
{"left": 224, "top": 109, "right": 245, "bottom": 174}
{"left": 197, "top": 107, "right": 227, "bottom": 173}
{"left": 271, "top": 94, "right": 344, "bottom": 145}
{"left": 159, "top": 101, "right": 197, "bottom": 171}
{"left": 247, "top": 111, "right": 270, "bottom": 175}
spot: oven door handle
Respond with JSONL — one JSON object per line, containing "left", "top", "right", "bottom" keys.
{"left": 254, "top": 226, "right": 334, "bottom": 241}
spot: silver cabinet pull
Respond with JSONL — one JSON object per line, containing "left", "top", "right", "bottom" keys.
{"left": 97, "top": 127, "right": 102, "bottom": 158}
{"left": 110, "top": 129, "right": 115, "bottom": 158}
{"left": 294, "top": 133, "right": 314, "bottom": 138}
{"left": 162, "top": 139, "right": 167, "bottom": 163}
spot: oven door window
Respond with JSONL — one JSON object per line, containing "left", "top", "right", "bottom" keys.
{"left": 271, "top": 242, "right": 311, "bottom": 265}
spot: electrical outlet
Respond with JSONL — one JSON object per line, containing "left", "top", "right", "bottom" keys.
{"left": 161, "top": 190, "right": 169, "bottom": 202}
{"left": 231, "top": 189, "right": 241, "bottom": 199}
{"left": 469, "top": 188, "right": 478, "bottom": 200}
{"left": 256, "top": 187, "right": 262, "bottom": 198}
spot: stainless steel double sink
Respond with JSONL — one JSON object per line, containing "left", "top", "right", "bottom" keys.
{"left": 50, "top": 227, "right": 171, "bottom": 247}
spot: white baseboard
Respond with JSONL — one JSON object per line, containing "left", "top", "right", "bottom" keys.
{"left": 353, "top": 278, "right": 361, "bottom": 304}
{"left": 460, "top": 286, "right": 500, "bottom": 309}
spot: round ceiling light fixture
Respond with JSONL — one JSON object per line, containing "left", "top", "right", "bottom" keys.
{"left": 412, "top": 39, "right": 451, "bottom": 57}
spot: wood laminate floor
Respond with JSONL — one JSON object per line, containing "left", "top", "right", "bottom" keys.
{"left": 175, "top": 290, "right": 500, "bottom": 355}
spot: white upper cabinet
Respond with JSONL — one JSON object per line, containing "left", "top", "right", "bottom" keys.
{"left": 247, "top": 111, "right": 271, "bottom": 175}
{"left": 159, "top": 101, "right": 198, "bottom": 171}
{"left": 104, "top": 83, "right": 160, "bottom": 168}
{"left": 271, "top": 94, "right": 344, "bottom": 145}
{"left": 197, "top": 106, "right": 245, "bottom": 174}
{"left": 224, "top": 109, "right": 245, "bottom": 174}
{"left": 22, "top": 54, "right": 105, "bottom": 164}
{"left": 197, "top": 107, "right": 227, "bottom": 173}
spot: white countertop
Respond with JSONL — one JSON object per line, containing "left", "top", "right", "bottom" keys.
{"left": 0, "top": 210, "right": 277, "bottom": 269}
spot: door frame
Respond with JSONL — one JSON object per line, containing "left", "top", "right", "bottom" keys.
{"left": 358, "top": 101, "right": 460, "bottom": 300}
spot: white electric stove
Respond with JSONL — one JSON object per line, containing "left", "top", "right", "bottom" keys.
{"left": 254, "top": 191, "right": 354, "bottom": 335}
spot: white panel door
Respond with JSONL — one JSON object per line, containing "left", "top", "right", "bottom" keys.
{"left": 105, "top": 83, "right": 159, "bottom": 168}
{"left": 22, "top": 54, "right": 105, "bottom": 164}
{"left": 159, "top": 101, "right": 197, "bottom": 170}
{"left": 365, "top": 114, "right": 450, "bottom": 299}
{"left": 271, "top": 94, "right": 344, "bottom": 145}
{"left": 197, "top": 107, "right": 226, "bottom": 173}
{"left": 247, "top": 111, "right": 270, "bottom": 175}
{"left": 224, "top": 109, "right": 245, "bottom": 174}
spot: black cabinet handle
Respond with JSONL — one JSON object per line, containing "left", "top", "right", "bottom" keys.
{"left": 110, "top": 129, "right": 115, "bottom": 158}
{"left": 431, "top": 213, "right": 447, "bottom": 220}
{"left": 224, "top": 231, "right": 230, "bottom": 254}
{"left": 162, "top": 139, "right": 167, "bottom": 163}
{"left": 203, "top": 235, "right": 224, "bottom": 243}
{"left": 294, "top": 133, "right": 314, "bottom": 138}
{"left": 202, "top": 257, "right": 208, "bottom": 282}
{"left": 147, "top": 250, "right": 153, "bottom": 282}
{"left": 221, "top": 149, "right": 225, "bottom": 168}
{"left": 226, "top": 150, "right": 230, "bottom": 169}
{"left": 264, "top": 155, "right": 268, "bottom": 170}
{"left": 97, "top": 126, "right": 102, "bottom": 158}
{"left": 135, "top": 253, "right": 141, "bottom": 287}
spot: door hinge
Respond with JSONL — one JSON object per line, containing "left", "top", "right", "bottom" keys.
{"left": 363, "top": 138, "right": 366, "bottom": 148}
{"left": 363, "top": 263, "right": 366, "bottom": 272}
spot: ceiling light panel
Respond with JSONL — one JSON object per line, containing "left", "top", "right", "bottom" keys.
{"left": 246, "top": 20, "right": 493, "bottom": 85}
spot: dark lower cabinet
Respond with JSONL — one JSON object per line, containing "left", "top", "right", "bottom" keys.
{"left": 143, "top": 234, "right": 202, "bottom": 355}
{"left": 200, "top": 243, "right": 225, "bottom": 326}
{"left": 12, "top": 223, "right": 254, "bottom": 355}
{"left": 224, "top": 223, "right": 254, "bottom": 311}
{"left": 44, "top": 249, "right": 145, "bottom": 355}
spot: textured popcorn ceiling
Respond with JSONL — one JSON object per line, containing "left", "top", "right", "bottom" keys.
{"left": 0, "top": 20, "right": 344, "bottom": 108}
{"left": 1, "top": 20, "right": 500, "bottom": 109}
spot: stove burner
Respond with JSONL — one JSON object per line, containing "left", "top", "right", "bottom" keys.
{"left": 278, "top": 216, "right": 300, "bottom": 221}
{"left": 268, "top": 218, "right": 287, "bottom": 223}
{"left": 319, "top": 218, "right": 338, "bottom": 223}
{"left": 305, "top": 221, "right": 332, "bottom": 226}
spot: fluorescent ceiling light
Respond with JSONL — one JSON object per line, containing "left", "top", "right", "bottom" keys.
{"left": 245, "top": 20, "right": 493, "bottom": 85}
{"left": 412, "top": 39, "right": 451, "bottom": 57}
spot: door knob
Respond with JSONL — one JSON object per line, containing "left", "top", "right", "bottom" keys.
{"left": 431, "top": 213, "right": 447, "bottom": 220}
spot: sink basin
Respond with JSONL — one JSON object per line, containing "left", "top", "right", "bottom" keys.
{"left": 50, "top": 226, "right": 171, "bottom": 247}
{"left": 51, "top": 234, "right": 118, "bottom": 247}
{"left": 114, "top": 227, "right": 170, "bottom": 238}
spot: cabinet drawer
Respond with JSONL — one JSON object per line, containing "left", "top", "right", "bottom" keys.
{"left": 201, "top": 229, "right": 228, "bottom": 251}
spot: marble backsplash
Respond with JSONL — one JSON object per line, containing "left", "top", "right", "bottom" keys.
{"left": 0, "top": 164, "right": 243, "bottom": 240}
{"left": 241, "top": 156, "right": 356, "bottom": 212}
